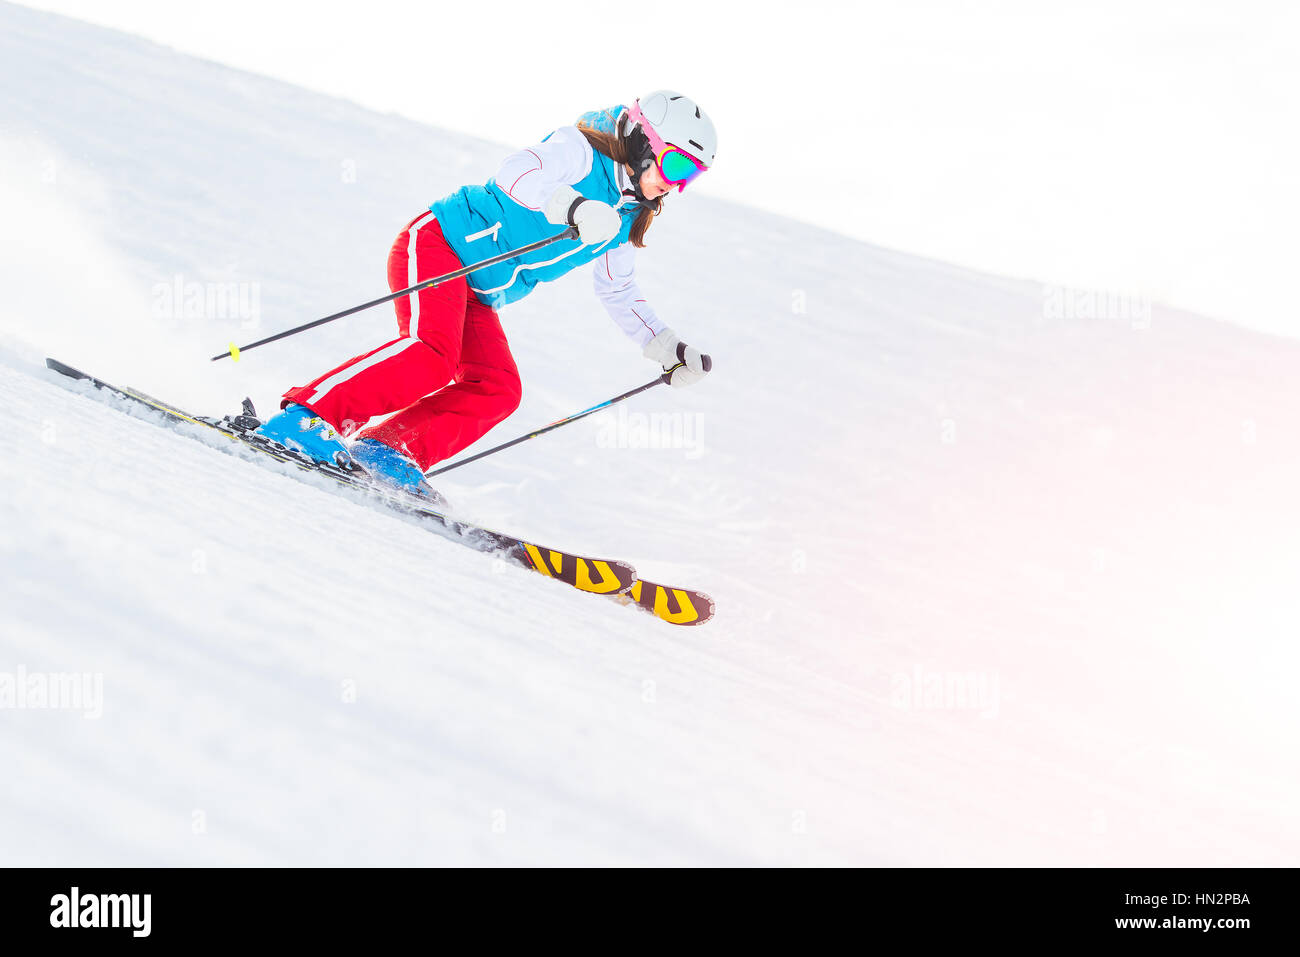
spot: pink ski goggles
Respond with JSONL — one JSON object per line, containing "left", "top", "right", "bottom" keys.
{"left": 628, "top": 100, "right": 708, "bottom": 192}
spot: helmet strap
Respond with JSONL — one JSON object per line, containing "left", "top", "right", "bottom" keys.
{"left": 619, "top": 112, "right": 661, "bottom": 213}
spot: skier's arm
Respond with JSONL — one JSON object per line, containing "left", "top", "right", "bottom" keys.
{"left": 592, "top": 244, "right": 666, "bottom": 346}
{"left": 496, "top": 126, "right": 619, "bottom": 245}
{"left": 495, "top": 125, "right": 593, "bottom": 212}
{"left": 595, "top": 245, "right": 712, "bottom": 387}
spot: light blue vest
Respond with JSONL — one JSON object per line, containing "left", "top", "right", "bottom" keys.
{"left": 428, "top": 106, "right": 638, "bottom": 309}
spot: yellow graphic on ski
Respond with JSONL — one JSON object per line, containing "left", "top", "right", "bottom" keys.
{"left": 520, "top": 543, "right": 631, "bottom": 594}
{"left": 616, "top": 579, "right": 716, "bottom": 626}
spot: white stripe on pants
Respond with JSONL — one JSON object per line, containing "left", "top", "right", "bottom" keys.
{"left": 407, "top": 211, "right": 437, "bottom": 339}
{"left": 304, "top": 337, "right": 422, "bottom": 407}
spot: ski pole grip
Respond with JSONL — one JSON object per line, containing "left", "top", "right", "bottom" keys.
{"left": 659, "top": 354, "right": 712, "bottom": 383}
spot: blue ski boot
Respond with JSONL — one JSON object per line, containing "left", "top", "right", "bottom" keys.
{"left": 254, "top": 403, "right": 352, "bottom": 467}
{"left": 349, "top": 438, "right": 447, "bottom": 507}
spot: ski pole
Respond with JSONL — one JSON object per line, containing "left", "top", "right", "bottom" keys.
{"left": 425, "top": 375, "right": 672, "bottom": 477}
{"left": 211, "top": 226, "right": 580, "bottom": 362}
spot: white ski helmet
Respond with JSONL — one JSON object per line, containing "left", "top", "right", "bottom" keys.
{"left": 627, "top": 90, "right": 717, "bottom": 169}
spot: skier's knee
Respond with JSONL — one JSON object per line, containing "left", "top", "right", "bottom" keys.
{"left": 495, "top": 371, "right": 522, "bottom": 420}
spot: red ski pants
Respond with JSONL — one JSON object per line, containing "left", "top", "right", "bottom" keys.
{"left": 283, "top": 212, "right": 521, "bottom": 470}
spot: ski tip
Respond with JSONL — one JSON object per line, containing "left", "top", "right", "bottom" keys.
{"left": 623, "top": 580, "right": 716, "bottom": 626}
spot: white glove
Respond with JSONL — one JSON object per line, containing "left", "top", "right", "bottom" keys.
{"left": 642, "top": 327, "right": 712, "bottom": 387}
{"left": 544, "top": 185, "right": 620, "bottom": 245}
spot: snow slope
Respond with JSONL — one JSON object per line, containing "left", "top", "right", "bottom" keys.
{"left": 2, "top": 2, "right": 1298, "bottom": 866}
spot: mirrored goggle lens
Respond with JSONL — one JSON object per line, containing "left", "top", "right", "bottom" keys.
{"left": 658, "top": 148, "right": 706, "bottom": 185}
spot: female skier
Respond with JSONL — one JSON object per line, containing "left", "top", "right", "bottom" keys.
{"left": 255, "top": 90, "right": 717, "bottom": 497}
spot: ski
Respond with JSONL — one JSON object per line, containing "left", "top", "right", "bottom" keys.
{"left": 617, "top": 579, "right": 716, "bottom": 627}
{"left": 44, "top": 358, "right": 634, "bottom": 599}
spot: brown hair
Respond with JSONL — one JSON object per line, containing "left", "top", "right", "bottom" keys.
{"left": 577, "top": 110, "right": 661, "bottom": 248}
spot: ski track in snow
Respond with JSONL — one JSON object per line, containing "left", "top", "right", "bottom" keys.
{"left": 1, "top": 2, "right": 1298, "bottom": 865}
